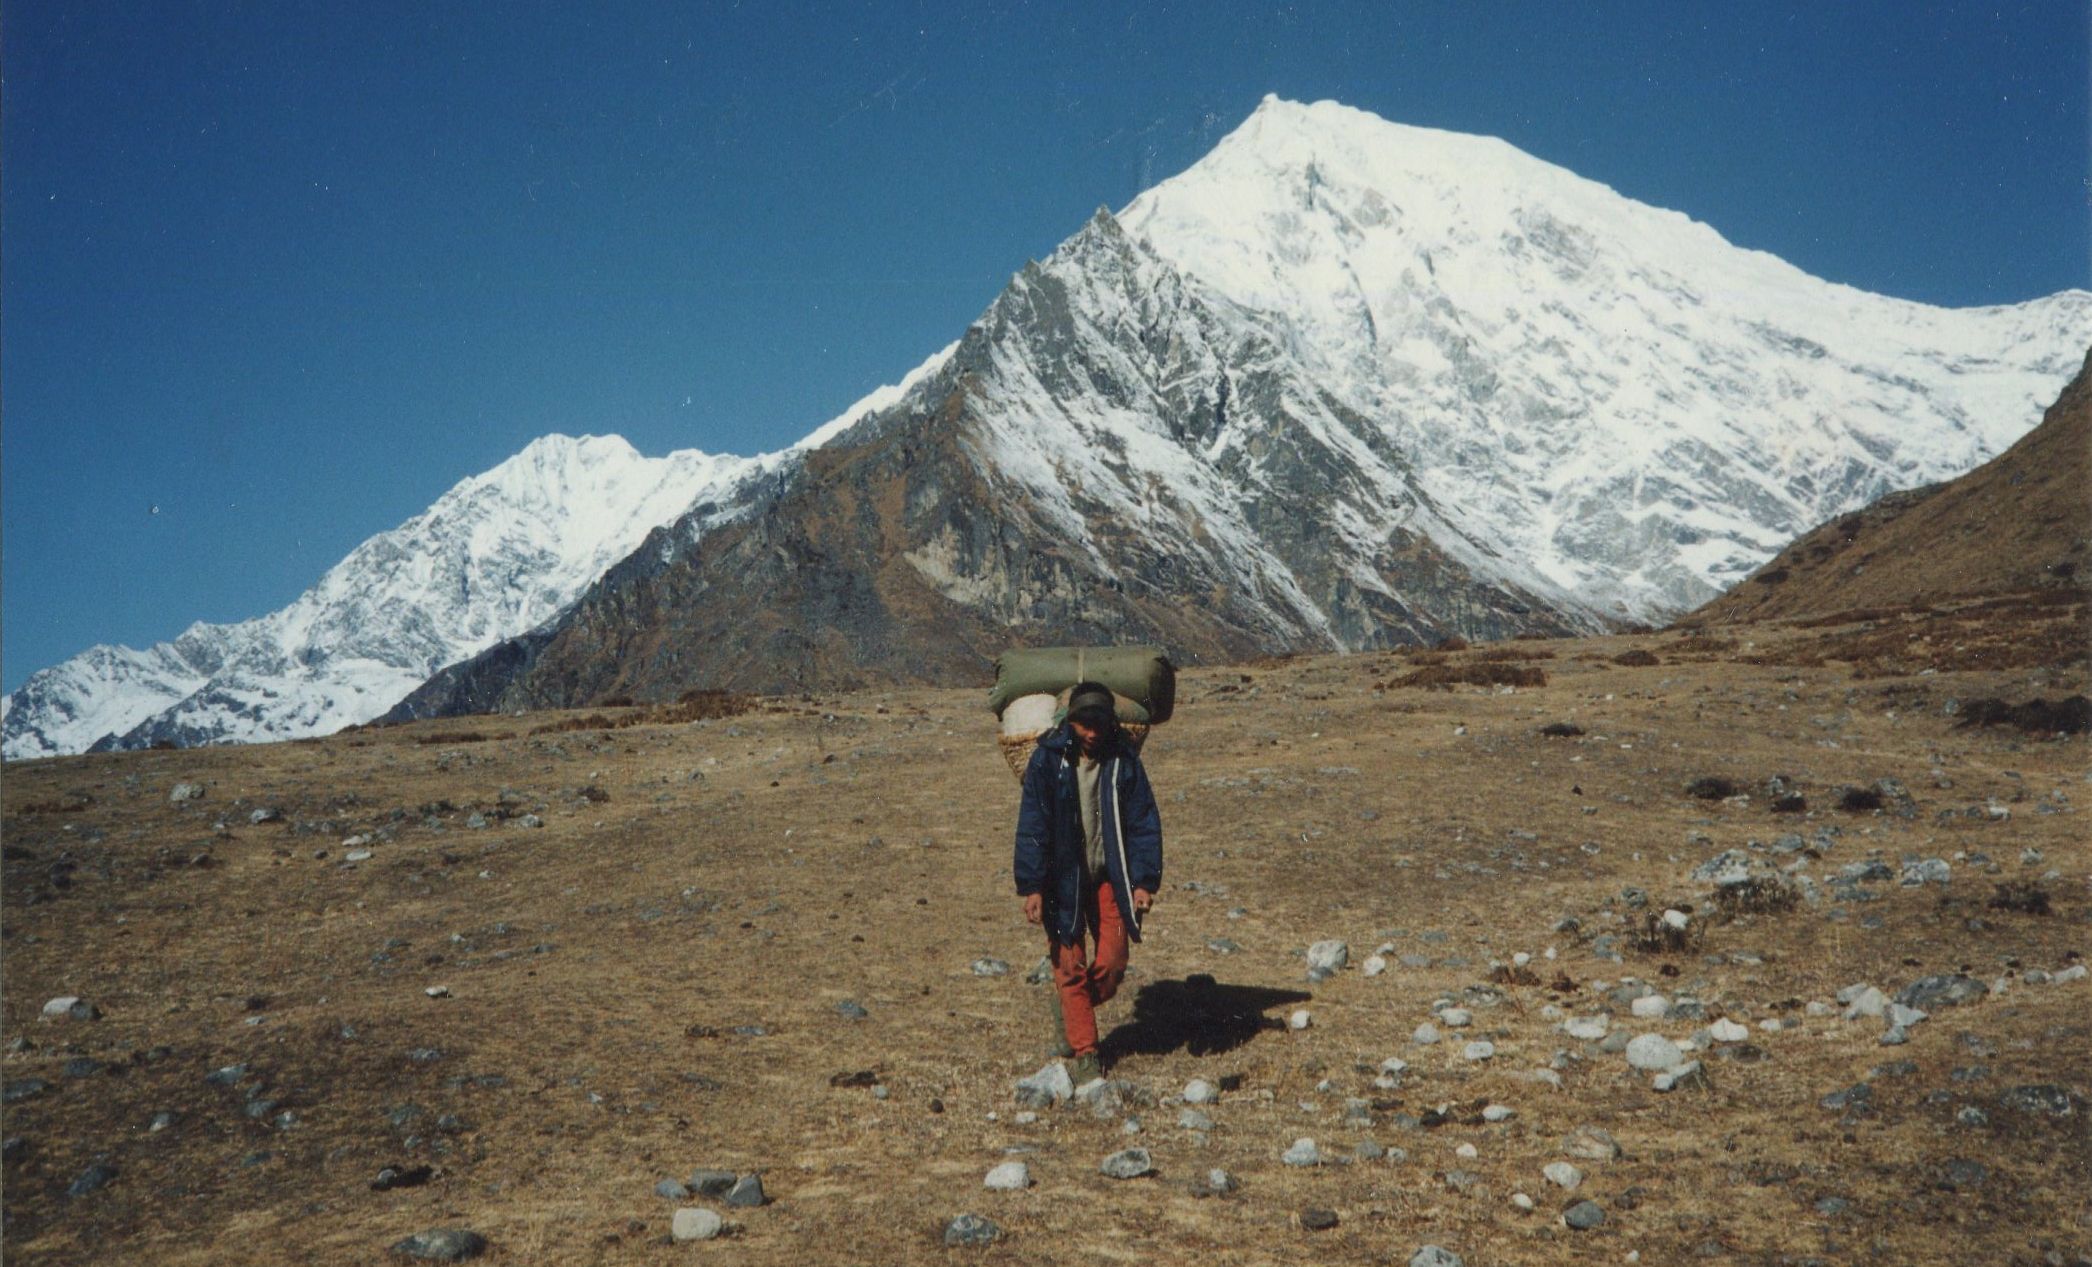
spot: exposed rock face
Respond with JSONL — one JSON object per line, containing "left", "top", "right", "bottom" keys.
{"left": 14, "top": 97, "right": 2090, "bottom": 745}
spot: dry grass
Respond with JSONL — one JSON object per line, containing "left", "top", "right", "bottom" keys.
{"left": 3, "top": 616, "right": 2088, "bottom": 1266}
{"left": 1388, "top": 662, "right": 1548, "bottom": 690}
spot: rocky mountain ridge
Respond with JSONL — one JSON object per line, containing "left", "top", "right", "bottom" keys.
{"left": 11, "top": 96, "right": 2091, "bottom": 751}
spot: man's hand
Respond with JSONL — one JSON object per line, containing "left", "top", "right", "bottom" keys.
{"left": 1022, "top": 893, "right": 1043, "bottom": 925}
{"left": 1132, "top": 888, "right": 1154, "bottom": 915}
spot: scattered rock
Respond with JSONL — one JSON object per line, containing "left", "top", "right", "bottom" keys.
{"left": 66, "top": 1161, "right": 117, "bottom": 1198}
{"left": 1563, "top": 1126, "right": 1622, "bottom": 1161}
{"left": 169, "top": 782, "right": 205, "bottom": 803}
{"left": 1281, "top": 1137, "right": 1323, "bottom": 1166}
{"left": 1461, "top": 1041, "right": 1495, "bottom": 1062}
{"left": 3, "top": 1079, "right": 50, "bottom": 1104}
{"left": 373, "top": 1165, "right": 434, "bottom": 1192}
{"left": 1629, "top": 995, "right": 1669, "bottom": 1019}
{"left": 1940, "top": 1158, "right": 1989, "bottom": 1190}
{"left": 1299, "top": 1207, "right": 1339, "bottom": 1231}
{"left": 1014, "top": 1062, "right": 1074, "bottom": 1109}
{"left": 970, "top": 957, "right": 1010, "bottom": 977}
{"left": 725, "top": 1173, "right": 765, "bottom": 1207}
{"left": 1196, "top": 1168, "right": 1238, "bottom": 1196}
{"left": 1410, "top": 1248, "right": 1465, "bottom": 1267}
{"left": 687, "top": 1169, "right": 737, "bottom": 1197}
{"left": 1288, "top": 1008, "right": 1312, "bottom": 1030}
{"left": 983, "top": 1161, "right": 1030, "bottom": 1191}
{"left": 389, "top": 1229, "right": 489, "bottom": 1261}
{"left": 1099, "top": 1148, "right": 1153, "bottom": 1179}
{"left": 1544, "top": 1161, "right": 1584, "bottom": 1189}
{"left": 1996, "top": 1084, "right": 2078, "bottom": 1118}
{"left": 1182, "top": 1078, "right": 1218, "bottom": 1105}
{"left": 1412, "top": 1022, "right": 1441, "bottom": 1045}
{"left": 1563, "top": 1016, "right": 1608, "bottom": 1041}
{"left": 943, "top": 1214, "right": 1000, "bottom": 1247}
{"left": 654, "top": 1178, "right": 691, "bottom": 1199}
{"left": 670, "top": 1209, "right": 723, "bottom": 1242}
{"left": 1177, "top": 1108, "right": 1214, "bottom": 1131}
{"left": 1841, "top": 985, "right": 1888, "bottom": 1020}
{"left": 1819, "top": 1082, "right": 1874, "bottom": 1113}
{"left": 1895, "top": 975, "right": 1987, "bottom": 1010}
{"left": 1708, "top": 1018, "right": 1749, "bottom": 1043}
{"left": 1306, "top": 939, "right": 1349, "bottom": 982}
{"left": 1563, "top": 1199, "right": 1606, "bottom": 1230}
{"left": 1625, "top": 1034, "right": 1683, "bottom": 1071}
{"left": 834, "top": 1000, "right": 869, "bottom": 1020}
{"left": 40, "top": 996, "right": 98, "bottom": 1022}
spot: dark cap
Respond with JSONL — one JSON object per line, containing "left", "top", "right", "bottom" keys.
{"left": 1065, "top": 681, "right": 1116, "bottom": 728}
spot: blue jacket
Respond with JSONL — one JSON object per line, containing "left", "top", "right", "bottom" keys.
{"left": 1014, "top": 724, "right": 1163, "bottom": 945}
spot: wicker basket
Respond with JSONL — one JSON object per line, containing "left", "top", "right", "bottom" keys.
{"left": 998, "top": 723, "right": 1151, "bottom": 782}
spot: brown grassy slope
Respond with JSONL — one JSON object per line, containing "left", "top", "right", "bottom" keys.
{"left": 1691, "top": 347, "right": 2091, "bottom": 625}
{"left": 4, "top": 614, "right": 2087, "bottom": 1267}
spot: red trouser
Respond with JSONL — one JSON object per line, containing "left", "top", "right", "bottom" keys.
{"left": 1050, "top": 879, "right": 1129, "bottom": 1057}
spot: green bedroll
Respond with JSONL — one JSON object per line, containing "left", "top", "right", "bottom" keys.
{"left": 987, "top": 645, "right": 1176, "bottom": 725}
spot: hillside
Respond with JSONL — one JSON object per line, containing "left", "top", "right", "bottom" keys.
{"left": 1692, "top": 348, "right": 2092, "bottom": 625}
{"left": 4, "top": 612, "right": 2087, "bottom": 1265}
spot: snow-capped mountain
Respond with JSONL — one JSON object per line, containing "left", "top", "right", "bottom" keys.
{"left": 14, "top": 96, "right": 2090, "bottom": 751}
{"left": 2, "top": 435, "right": 757, "bottom": 758}
{"left": 387, "top": 98, "right": 2091, "bottom": 718}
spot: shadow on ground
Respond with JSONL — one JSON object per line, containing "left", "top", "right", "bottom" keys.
{"left": 1103, "top": 973, "right": 1313, "bottom": 1060}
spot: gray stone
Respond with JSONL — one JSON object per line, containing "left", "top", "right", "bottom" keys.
{"left": 687, "top": 1168, "right": 737, "bottom": 1197}
{"left": 1412, "top": 1022, "right": 1441, "bottom": 1045}
{"left": 518, "top": 814, "right": 544, "bottom": 829}
{"left": 1691, "top": 849, "right": 1765, "bottom": 888}
{"left": 66, "top": 1161, "right": 117, "bottom": 1198}
{"left": 1543, "top": 1161, "right": 1583, "bottom": 1189}
{"left": 671, "top": 1208, "right": 723, "bottom": 1241}
{"left": 1200, "top": 1168, "right": 1238, "bottom": 1195}
{"left": 1895, "top": 974, "right": 1987, "bottom": 1010}
{"left": 1624, "top": 1034, "right": 1683, "bottom": 1071}
{"left": 724, "top": 1172, "right": 764, "bottom": 1207}
{"left": 389, "top": 1228, "right": 488, "bottom": 1261}
{"left": 1177, "top": 1108, "right": 1214, "bottom": 1131}
{"left": 1563, "top": 1199, "right": 1605, "bottom": 1230}
{"left": 983, "top": 1161, "right": 1030, "bottom": 1190}
{"left": 1014, "top": 1061, "right": 1075, "bottom": 1109}
{"left": 1819, "top": 1082, "right": 1874, "bottom": 1113}
{"left": 1099, "top": 1147, "right": 1153, "bottom": 1179}
{"left": 1182, "top": 1078, "right": 1218, "bottom": 1104}
{"left": 654, "top": 1178, "right": 689, "bottom": 1199}
{"left": 1562, "top": 1016, "right": 1608, "bottom": 1041}
{"left": 833, "top": 999, "right": 868, "bottom": 1020}
{"left": 1563, "top": 1125, "right": 1621, "bottom": 1161}
{"left": 1281, "top": 1137, "right": 1323, "bottom": 1166}
{"left": 169, "top": 782, "right": 205, "bottom": 803}
{"left": 1900, "top": 858, "right": 1951, "bottom": 886}
{"left": 1299, "top": 1207, "right": 1339, "bottom": 1230}
{"left": 1306, "top": 939, "right": 1349, "bottom": 982}
{"left": 971, "top": 957, "right": 1010, "bottom": 976}
{"left": 1996, "top": 1084, "right": 2078, "bottom": 1118}
{"left": 1941, "top": 1158, "right": 1988, "bottom": 1190}
{"left": 1410, "top": 1248, "right": 1466, "bottom": 1267}
{"left": 3, "top": 1079, "right": 50, "bottom": 1104}
{"left": 943, "top": 1214, "right": 1000, "bottom": 1246}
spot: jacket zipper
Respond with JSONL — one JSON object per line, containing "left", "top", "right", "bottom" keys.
{"left": 1111, "top": 757, "right": 1138, "bottom": 935}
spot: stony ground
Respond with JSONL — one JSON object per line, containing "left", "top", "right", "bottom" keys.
{"left": 3, "top": 602, "right": 2087, "bottom": 1266}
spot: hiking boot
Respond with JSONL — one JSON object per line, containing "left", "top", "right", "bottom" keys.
{"left": 1044, "top": 986, "right": 1074, "bottom": 1059}
{"left": 1068, "top": 1052, "right": 1102, "bottom": 1086}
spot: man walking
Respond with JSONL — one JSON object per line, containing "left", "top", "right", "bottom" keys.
{"left": 1013, "top": 682, "right": 1163, "bottom": 1083}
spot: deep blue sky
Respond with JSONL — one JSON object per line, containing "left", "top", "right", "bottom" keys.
{"left": 4, "top": 2, "right": 2086, "bottom": 688}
